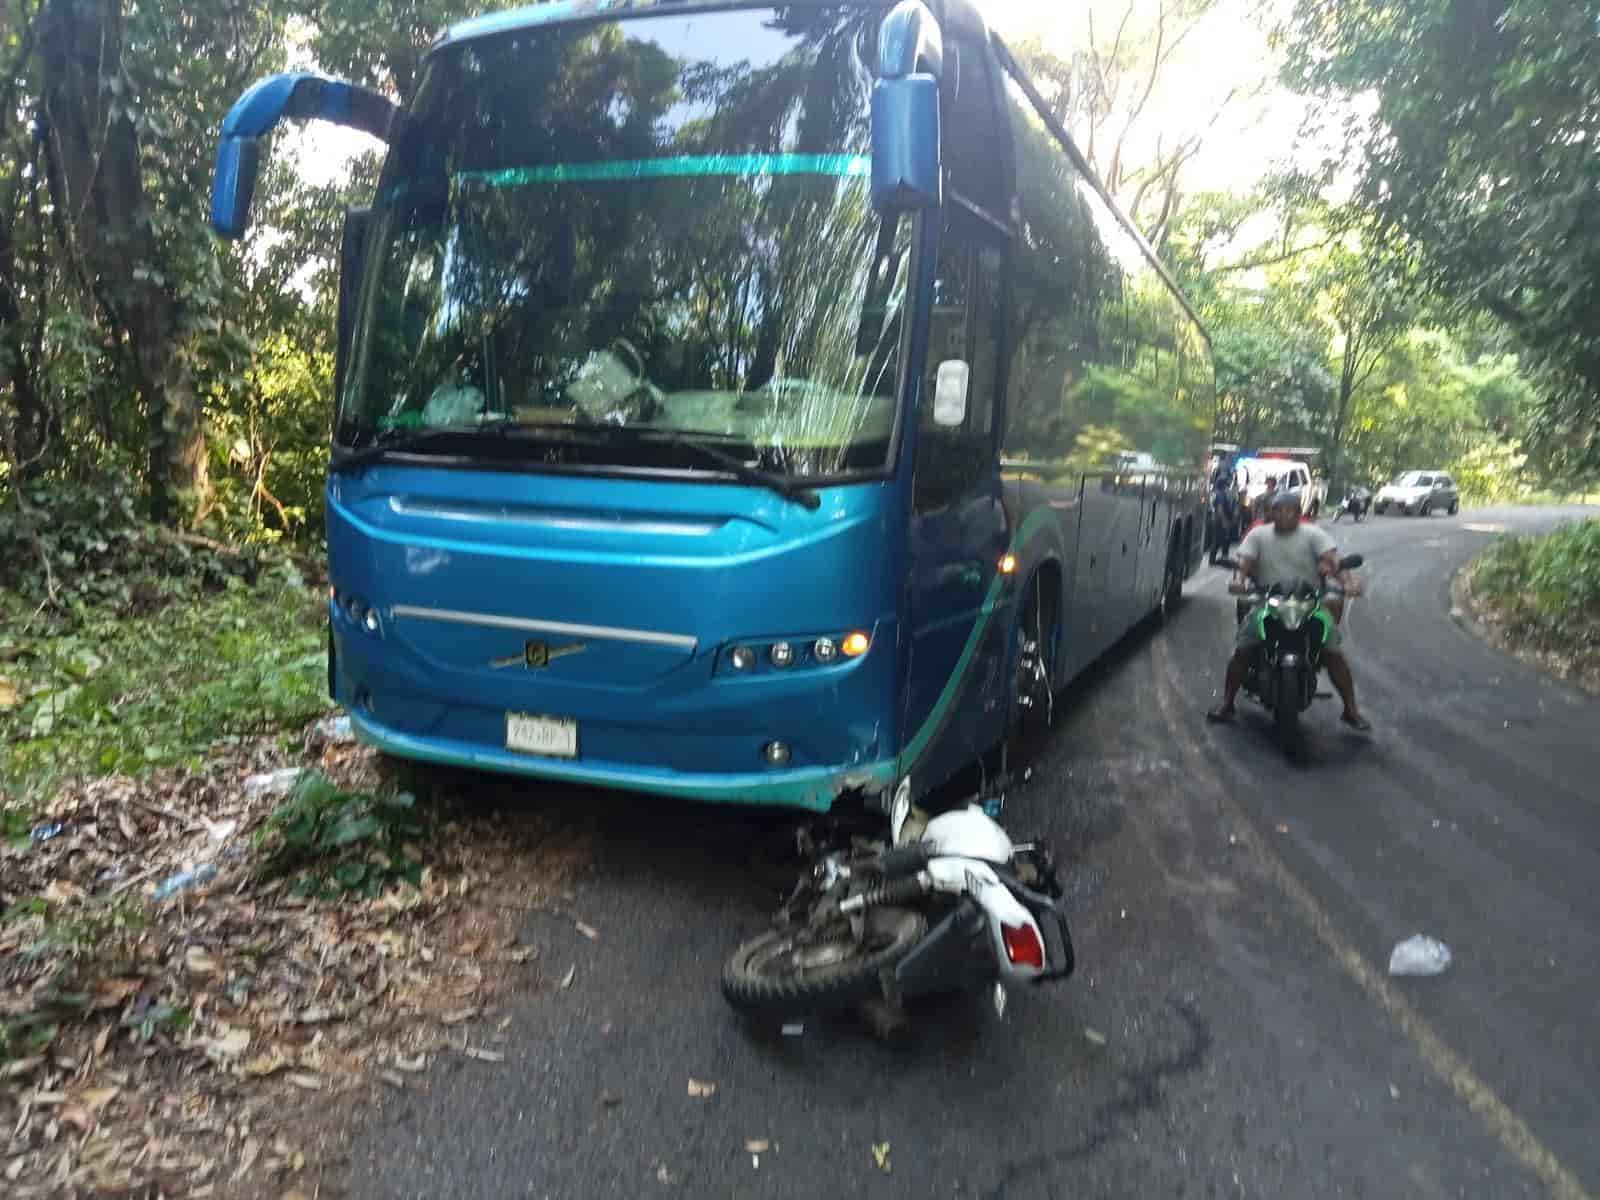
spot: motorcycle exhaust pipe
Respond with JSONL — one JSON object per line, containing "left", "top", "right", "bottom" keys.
{"left": 839, "top": 875, "right": 928, "bottom": 914}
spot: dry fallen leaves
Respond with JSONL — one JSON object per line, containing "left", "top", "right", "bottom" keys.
{"left": 0, "top": 727, "right": 592, "bottom": 1199}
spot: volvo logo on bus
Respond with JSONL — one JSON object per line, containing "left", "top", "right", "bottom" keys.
{"left": 488, "top": 640, "right": 587, "bottom": 670}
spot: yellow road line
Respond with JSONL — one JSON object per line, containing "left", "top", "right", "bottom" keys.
{"left": 1149, "top": 633, "right": 1594, "bottom": 1200}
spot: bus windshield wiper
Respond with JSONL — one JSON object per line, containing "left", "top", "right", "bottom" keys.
{"left": 598, "top": 427, "right": 821, "bottom": 510}
{"left": 330, "top": 419, "right": 523, "bottom": 472}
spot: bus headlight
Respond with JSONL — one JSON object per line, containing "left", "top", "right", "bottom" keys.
{"left": 716, "top": 630, "right": 873, "bottom": 675}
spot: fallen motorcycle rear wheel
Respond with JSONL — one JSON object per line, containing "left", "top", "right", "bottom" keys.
{"left": 721, "top": 907, "right": 927, "bottom": 1017}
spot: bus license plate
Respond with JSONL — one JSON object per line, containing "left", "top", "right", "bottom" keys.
{"left": 506, "top": 713, "right": 578, "bottom": 759}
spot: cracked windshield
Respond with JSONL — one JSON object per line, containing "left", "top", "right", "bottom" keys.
{"left": 340, "top": 6, "right": 910, "bottom": 478}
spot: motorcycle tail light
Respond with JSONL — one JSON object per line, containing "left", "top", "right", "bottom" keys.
{"left": 1001, "top": 921, "right": 1045, "bottom": 970}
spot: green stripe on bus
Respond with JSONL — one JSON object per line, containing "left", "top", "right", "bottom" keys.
{"left": 899, "top": 505, "right": 1064, "bottom": 772}
{"left": 458, "top": 153, "right": 870, "bottom": 187}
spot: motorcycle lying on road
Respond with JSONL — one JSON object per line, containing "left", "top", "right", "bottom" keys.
{"left": 1230, "top": 554, "right": 1363, "bottom": 757}
{"left": 1331, "top": 489, "right": 1370, "bottom": 523}
{"left": 721, "top": 784, "right": 1074, "bottom": 1037}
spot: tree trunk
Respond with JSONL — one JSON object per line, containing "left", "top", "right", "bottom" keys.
{"left": 37, "top": 0, "right": 206, "bottom": 522}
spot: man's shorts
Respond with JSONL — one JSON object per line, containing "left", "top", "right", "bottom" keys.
{"left": 1235, "top": 603, "right": 1342, "bottom": 652}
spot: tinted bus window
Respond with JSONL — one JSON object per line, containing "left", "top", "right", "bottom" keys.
{"left": 997, "top": 60, "right": 1211, "bottom": 481}
{"left": 914, "top": 206, "right": 1001, "bottom": 511}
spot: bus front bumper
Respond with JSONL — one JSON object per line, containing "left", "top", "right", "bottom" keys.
{"left": 345, "top": 707, "right": 898, "bottom": 813}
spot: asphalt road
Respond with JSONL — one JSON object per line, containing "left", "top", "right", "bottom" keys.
{"left": 344, "top": 504, "right": 1600, "bottom": 1200}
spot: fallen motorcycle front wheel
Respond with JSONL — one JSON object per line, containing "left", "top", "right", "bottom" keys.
{"left": 721, "top": 906, "right": 926, "bottom": 1017}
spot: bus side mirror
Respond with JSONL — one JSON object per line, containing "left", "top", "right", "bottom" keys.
{"left": 210, "top": 73, "right": 397, "bottom": 239}
{"left": 871, "top": 1, "right": 943, "bottom": 214}
{"left": 334, "top": 206, "right": 371, "bottom": 410}
{"left": 212, "top": 138, "right": 263, "bottom": 241}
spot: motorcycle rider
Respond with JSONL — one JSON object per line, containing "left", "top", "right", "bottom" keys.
{"left": 1206, "top": 488, "right": 1372, "bottom": 731}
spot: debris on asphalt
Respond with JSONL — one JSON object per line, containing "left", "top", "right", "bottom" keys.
{"left": 687, "top": 1077, "right": 718, "bottom": 1099}
{"left": 872, "top": 1142, "right": 892, "bottom": 1172}
{"left": 1084, "top": 1027, "right": 1107, "bottom": 1046}
{"left": 560, "top": 964, "right": 577, "bottom": 988}
{"left": 781, "top": 1022, "right": 804, "bottom": 1037}
{"left": 575, "top": 919, "right": 600, "bottom": 940}
{"left": 745, "top": 1139, "right": 770, "bottom": 1154}
{"left": 1275, "top": 823, "right": 1289, "bottom": 834}
{"left": 1389, "top": 934, "right": 1452, "bottom": 976}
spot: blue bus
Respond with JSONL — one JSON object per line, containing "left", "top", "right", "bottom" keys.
{"left": 210, "top": 0, "right": 1213, "bottom": 819}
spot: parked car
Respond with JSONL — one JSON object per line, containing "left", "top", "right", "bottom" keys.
{"left": 1374, "top": 471, "right": 1459, "bottom": 516}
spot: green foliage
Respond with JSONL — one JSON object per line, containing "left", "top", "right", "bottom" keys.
{"left": 1165, "top": 177, "right": 1563, "bottom": 496}
{"left": 0, "top": 478, "right": 270, "bottom": 610}
{"left": 2, "top": 801, "right": 33, "bottom": 847}
{"left": 1, "top": 581, "right": 327, "bottom": 781}
{"left": 1211, "top": 318, "right": 1336, "bottom": 447}
{"left": 1283, "top": 0, "right": 1600, "bottom": 479}
{"left": 255, "top": 770, "right": 425, "bottom": 900}
{"left": 1476, "top": 522, "right": 1600, "bottom": 615}
{"left": 1449, "top": 439, "right": 1531, "bottom": 506}
{"left": 0, "top": 486, "right": 329, "bottom": 783}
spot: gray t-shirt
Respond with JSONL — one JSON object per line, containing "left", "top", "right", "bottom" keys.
{"left": 1238, "top": 522, "right": 1336, "bottom": 590}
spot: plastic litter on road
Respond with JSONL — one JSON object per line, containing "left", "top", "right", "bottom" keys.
{"left": 1389, "top": 934, "right": 1451, "bottom": 976}
{"left": 151, "top": 863, "right": 218, "bottom": 902}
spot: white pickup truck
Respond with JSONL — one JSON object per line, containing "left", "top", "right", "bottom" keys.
{"left": 1233, "top": 455, "right": 1327, "bottom": 518}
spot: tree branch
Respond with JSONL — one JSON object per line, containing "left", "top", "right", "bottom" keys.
{"left": 1210, "top": 235, "right": 1342, "bottom": 276}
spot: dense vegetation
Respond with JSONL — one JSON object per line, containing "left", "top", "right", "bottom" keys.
{"left": 1469, "top": 520, "right": 1600, "bottom": 691}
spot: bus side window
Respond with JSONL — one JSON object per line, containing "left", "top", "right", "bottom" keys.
{"left": 914, "top": 210, "right": 1000, "bottom": 512}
